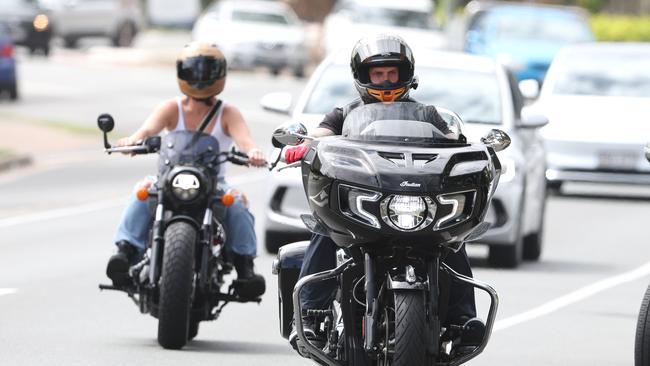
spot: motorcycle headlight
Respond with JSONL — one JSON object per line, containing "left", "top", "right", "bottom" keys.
{"left": 338, "top": 185, "right": 381, "bottom": 228}
{"left": 380, "top": 195, "right": 436, "bottom": 232}
{"left": 33, "top": 14, "right": 49, "bottom": 32}
{"left": 171, "top": 172, "right": 201, "bottom": 201}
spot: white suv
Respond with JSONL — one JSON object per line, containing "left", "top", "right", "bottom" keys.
{"left": 40, "top": 0, "right": 144, "bottom": 48}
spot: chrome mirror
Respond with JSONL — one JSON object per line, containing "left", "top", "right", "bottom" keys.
{"left": 272, "top": 121, "right": 311, "bottom": 147}
{"left": 481, "top": 129, "right": 511, "bottom": 152}
{"left": 645, "top": 142, "right": 650, "bottom": 163}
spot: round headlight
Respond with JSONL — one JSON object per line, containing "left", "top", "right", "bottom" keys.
{"left": 171, "top": 173, "right": 201, "bottom": 201}
{"left": 387, "top": 195, "right": 426, "bottom": 230}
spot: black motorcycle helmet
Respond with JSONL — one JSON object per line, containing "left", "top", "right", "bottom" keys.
{"left": 350, "top": 34, "right": 417, "bottom": 103}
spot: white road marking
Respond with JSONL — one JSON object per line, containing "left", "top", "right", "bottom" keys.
{"left": 494, "top": 260, "right": 650, "bottom": 331}
{"left": 0, "top": 288, "right": 17, "bottom": 297}
{"left": 0, "top": 171, "right": 269, "bottom": 229}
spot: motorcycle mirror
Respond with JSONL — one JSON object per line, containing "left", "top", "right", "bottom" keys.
{"left": 97, "top": 113, "right": 114, "bottom": 133}
{"left": 97, "top": 113, "right": 115, "bottom": 149}
{"left": 645, "top": 142, "right": 650, "bottom": 163}
{"left": 481, "top": 129, "right": 511, "bottom": 152}
{"left": 272, "top": 121, "right": 311, "bottom": 147}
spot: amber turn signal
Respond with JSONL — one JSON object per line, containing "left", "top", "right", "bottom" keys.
{"left": 221, "top": 193, "right": 235, "bottom": 206}
{"left": 136, "top": 186, "right": 149, "bottom": 201}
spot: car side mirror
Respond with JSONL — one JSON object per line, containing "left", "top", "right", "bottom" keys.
{"left": 272, "top": 121, "right": 310, "bottom": 147}
{"left": 645, "top": 142, "right": 650, "bottom": 163}
{"left": 519, "top": 79, "right": 540, "bottom": 101}
{"left": 261, "top": 92, "right": 293, "bottom": 115}
{"left": 481, "top": 129, "right": 511, "bottom": 152}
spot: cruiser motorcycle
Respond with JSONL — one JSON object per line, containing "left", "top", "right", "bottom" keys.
{"left": 635, "top": 144, "right": 650, "bottom": 366}
{"left": 97, "top": 111, "right": 263, "bottom": 350}
{"left": 270, "top": 102, "right": 509, "bottom": 365}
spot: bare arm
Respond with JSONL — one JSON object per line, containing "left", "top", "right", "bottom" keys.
{"left": 222, "top": 105, "right": 266, "bottom": 166}
{"left": 310, "top": 127, "right": 335, "bottom": 138}
{"left": 117, "top": 100, "right": 176, "bottom": 146}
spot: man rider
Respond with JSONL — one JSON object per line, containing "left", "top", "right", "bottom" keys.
{"left": 285, "top": 34, "right": 485, "bottom": 352}
{"left": 105, "top": 41, "right": 266, "bottom": 297}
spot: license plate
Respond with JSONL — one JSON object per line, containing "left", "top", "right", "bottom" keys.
{"left": 597, "top": 151, "right": 637, "bottom": 170}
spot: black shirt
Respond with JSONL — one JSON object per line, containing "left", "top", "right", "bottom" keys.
{"left": 318, "top": 98, "right": 451, "bottom": 136}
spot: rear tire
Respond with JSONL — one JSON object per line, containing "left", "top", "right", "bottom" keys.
{"left": 157, "top": 221, "right": 196, "bottom": 350}
{"left": 635, "top": 284, "right": 650, "bottom": 366}
{"left": 113, "top": 22, "right": 136, "bottom": 47}
{"left": 393, "top": 291, "right": 428, "bottom": 366}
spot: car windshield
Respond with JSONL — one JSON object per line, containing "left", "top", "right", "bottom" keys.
{"left": 303, "top": 64, "right": 502, "bottom": 124}
{"left": 347, "top": 6, "right": 433, "bottom": 29}
{"left": 231, "top": 10, "right": 290, "bottom": 25}
{"left": 341, "top": 102, "right": 464, "bottom": 145}
{"left": 159, "top": 130, "right": 221, "bottom": 175}
{"left": 551, "top": 51, "right": 650, "bottom": 97}
{"left": 481, "top": 9, "right": 593, "bottom": 43}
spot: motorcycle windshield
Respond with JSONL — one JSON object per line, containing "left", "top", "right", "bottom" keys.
{"left": 158, "top": 130, "right": 221, "bottom": 175}
{"left": 342, "top": 102, "right": 464, "bottom": 145}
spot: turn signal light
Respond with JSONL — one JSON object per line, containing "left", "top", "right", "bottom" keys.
{"left": 136, "top": 186, "right": 149, "bottom": 201}
{"left": 0, "top": 45, "right": 13, "bottom": 58}
{"left": 221, "top": 193, "right": 235, "bottom": 206}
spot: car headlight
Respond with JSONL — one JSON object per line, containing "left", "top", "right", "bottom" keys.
{"left": 33, "top": 14, "right": 49, "bottom": 32}
{"left": 434, "top": 190, "right": 476, "bottom": 230}
{"left": 338, "top": 185, "right": 381, "bottom": 228}
{"left": 499, "top": 157, "right": 516, "bottom": 183}
{"left": 171, "top": 172, "right": 201, "bottom": 201}
{"left": 380, "top": 195, "right": 436, "bottom": 232}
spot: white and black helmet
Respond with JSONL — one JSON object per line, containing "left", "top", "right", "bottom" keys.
{"left": 350, "top": 34, "right": 417, "bottom": 103}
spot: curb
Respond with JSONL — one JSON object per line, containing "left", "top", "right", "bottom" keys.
{"left": 0, "top": 154, "right": 33, "bottom": 173}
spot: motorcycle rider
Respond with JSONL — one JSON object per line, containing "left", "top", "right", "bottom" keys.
{"left": 285, "top": 34, "right": 485, "bottom": 351}
{"left": 105, "top": 41, "right": 266, "bottom": 295}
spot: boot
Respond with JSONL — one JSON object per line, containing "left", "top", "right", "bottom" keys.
{"left": 106, "top": 240, "right": 138, "bottom": 286}
{"left": 232, "top": 254, "right": 266, "bottom": 298}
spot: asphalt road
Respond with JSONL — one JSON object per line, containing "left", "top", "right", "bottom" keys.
{"left": 1, "top": 45, "right": 650, "bottom": 366}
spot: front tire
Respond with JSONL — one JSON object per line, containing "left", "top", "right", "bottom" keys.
{"left": 635, "top": 284, "right": 650, "bottom": 365}
{"left": 157, "top": 221, "right": 196, "bottom": 349}
{"left": 393, "top": 291, "right": 428, "bottom": 366}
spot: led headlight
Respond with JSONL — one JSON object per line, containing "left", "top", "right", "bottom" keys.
{"left": 434, "top": 190, "right": 476, "bottom": 229}
{"left": 33, "top": 14, "right": 49, "bottom": 32}
{"left": 380, "top": 195, "right": 436, "bottom": 232}
{"left": 338, "top": 185, "right": 381, "bottom": 228}
{"left": 171, "top": 173, "right": 201, "bottom": 201}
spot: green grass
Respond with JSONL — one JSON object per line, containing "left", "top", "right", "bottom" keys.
{"left": 591, "top": 15, "right": 650, "bottom": 42}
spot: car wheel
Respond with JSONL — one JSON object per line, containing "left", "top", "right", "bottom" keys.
{"left": 488, "top": 197, "right": 524, "bottom": 268}
{"left": 523, "top": 196, "right": 546, "bottom": 261}
{"left": 292, "top": 65, "right": 305, "bottom": 78}
{"left": 9, "top": 83, "right": 18, "bottom": 100}
{"left": 113, "top": 22, "right": 136, "bottom": 47}
{"left": 63, "top": 36, "right": 78, "bottom": 49}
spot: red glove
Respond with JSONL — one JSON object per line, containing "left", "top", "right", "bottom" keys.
{"left": 285, "top": 144, "right": 309, "bottom": 164}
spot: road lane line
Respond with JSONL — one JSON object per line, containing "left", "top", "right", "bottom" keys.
{"left": 0, "top": 288, "right": 17, "bottom": 297}
{"left": 0, "top": 171, "right": 269, "bottom": 229}
{"left": 494, "top": 261, "right": 650, "bottom": 331}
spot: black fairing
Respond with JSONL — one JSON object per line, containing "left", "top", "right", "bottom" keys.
{"left": 301, "top": 137, "right": 501, "bottom": 250}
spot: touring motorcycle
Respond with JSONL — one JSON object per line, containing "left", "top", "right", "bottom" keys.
{"left": 97, "top": 111, "right": 263, "bottom": 350}
{"left": 270, "top": 102, "right": 510, "bottom": 365}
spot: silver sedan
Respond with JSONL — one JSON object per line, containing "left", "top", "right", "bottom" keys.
{"left": 261, "top": 50, "right": 548, "bottom": 268}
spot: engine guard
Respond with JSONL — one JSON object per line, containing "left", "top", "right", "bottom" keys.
{"left": 291, "top": 261, "right": 499, "bottom": 366}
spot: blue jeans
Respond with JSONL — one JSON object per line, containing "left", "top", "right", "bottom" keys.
{"left": 114, "top": 176, "right": 257, "bottom": 257}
